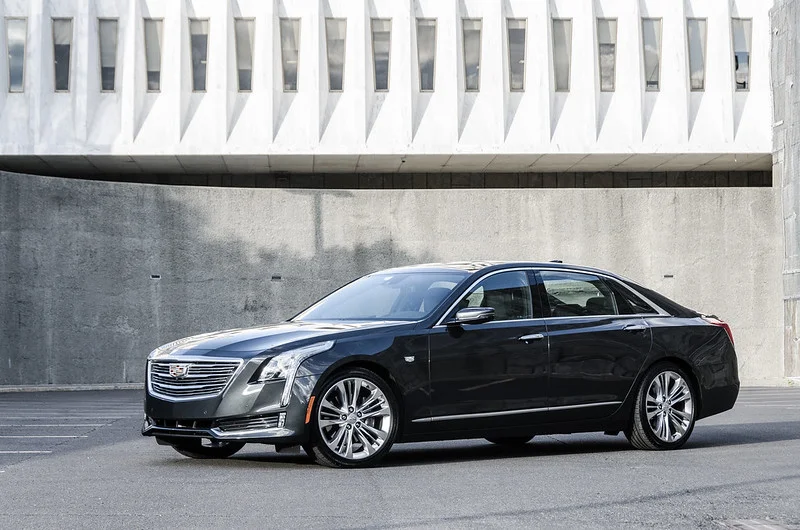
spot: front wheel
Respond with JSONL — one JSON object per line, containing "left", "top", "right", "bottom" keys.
{"left": 626, "top": 363, "right": 697, "bottom": 450}
{"left": 170, "top": 439, "right": 245, "bottom": 459}
{"left": 304, "top": 368, "right": 399, "bottom": 468}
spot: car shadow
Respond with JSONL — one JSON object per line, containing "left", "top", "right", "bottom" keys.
{"left": 194, "top": 420, "right": 800, "bottom": 469}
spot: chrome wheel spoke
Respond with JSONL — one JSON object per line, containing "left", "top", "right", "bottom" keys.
{"left": 319, "top": 376, "right": 392, "bottom": 461}
{"left": 318, "top": 418, "right": 343, "bottom": 429}
{"left": 646, "top": 370, "right": 694, "bottom": 443}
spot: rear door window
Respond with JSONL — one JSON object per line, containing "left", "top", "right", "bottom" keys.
{"left": 539, "top": 271, "right": 617, "bottom": 317}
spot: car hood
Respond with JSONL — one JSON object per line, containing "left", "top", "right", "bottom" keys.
{"left": 148, "top": 320, "right": 409, "bottom": 360}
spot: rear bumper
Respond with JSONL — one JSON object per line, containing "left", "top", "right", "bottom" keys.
{"left": 698, "top": 382, "right": 739, "bottom": 419}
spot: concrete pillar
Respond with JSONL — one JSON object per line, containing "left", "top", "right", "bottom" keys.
{"left": 771, "top": 0, "right": 800, "bottom": 381}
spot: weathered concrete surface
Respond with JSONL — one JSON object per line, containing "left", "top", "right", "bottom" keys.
{"left": 772, "top": 0, "right": 800, "bottom": 379}
{"left": 0, "top": 172, "right": 784, "bottom": 385}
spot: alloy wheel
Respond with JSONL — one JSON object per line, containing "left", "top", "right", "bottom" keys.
{"left": 645, "top": 370, "right": 694, "bottom": 443}
{"left": 317, "top": 377, "right": 393, "bottom": 461}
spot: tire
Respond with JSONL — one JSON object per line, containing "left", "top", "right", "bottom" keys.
{"left": 304, "top": 367, "right": 399, "bottom": 468}
{"left": 485, "top": 436, "right": 534, "bottom": 446}
{"left": 171, "top": 440, "right": 245, "bottom": 459}
{"left": 626, "top": 362, "right": 697, "bottom": 450}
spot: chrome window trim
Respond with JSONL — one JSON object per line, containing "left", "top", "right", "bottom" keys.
{"left": 147, "top": 356, "right": 244, "bottom": 402}
{"left": 433, "top": 266, "right": 667, "bottom": 328}
{"left": 413, "top": 400, "right": 622, "bottom": 423}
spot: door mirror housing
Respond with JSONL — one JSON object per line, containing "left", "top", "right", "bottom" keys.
{"left": 447, "top": 307, "right": 495, "bottom": 326}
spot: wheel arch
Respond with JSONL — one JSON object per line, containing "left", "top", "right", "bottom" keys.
{"left": 640, "top": 356, "right": 704, "bottom": 417}
{"left": 310, "top": 358, "right": 406, "bottom": 439}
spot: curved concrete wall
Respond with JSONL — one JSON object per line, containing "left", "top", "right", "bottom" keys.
{"left": 0, "top": 172, "right": 784, "bottom": 385}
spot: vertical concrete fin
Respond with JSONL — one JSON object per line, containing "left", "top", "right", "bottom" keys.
{"left": 30, "top": 0, "right": 46, "bottom": 146}
{"left": 74, "top": 0, "right": 91, "bottom": 144}
{"left": 0, "top": 1, "right": 7, "bottom": 118}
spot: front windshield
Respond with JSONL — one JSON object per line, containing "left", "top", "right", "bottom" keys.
{"left": 293, "top": 272, "right": 469, "bottom": 321}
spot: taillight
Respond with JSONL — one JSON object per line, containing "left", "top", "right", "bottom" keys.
{"left": 702, "top": 315, "right": 734, "bottom": 346}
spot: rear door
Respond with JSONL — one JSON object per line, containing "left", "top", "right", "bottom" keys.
{"left": 535, "top": 270, "right": 654, "bottom": 421}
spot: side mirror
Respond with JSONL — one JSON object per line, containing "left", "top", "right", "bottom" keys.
{"left": 447, "top": 307, "right": 495, "bottom": 326}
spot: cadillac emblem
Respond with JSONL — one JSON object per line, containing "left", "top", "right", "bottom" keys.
{"left": 168, "top": 364, "right": 191, "bottom": 379}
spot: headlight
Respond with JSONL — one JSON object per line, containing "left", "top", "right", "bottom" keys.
{"left": 257, "top": 341, "right": 335, "bottom": 407}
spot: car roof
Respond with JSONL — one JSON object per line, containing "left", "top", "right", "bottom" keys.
{"left": 376, "top": 261, "right": 623, "bottom": 278}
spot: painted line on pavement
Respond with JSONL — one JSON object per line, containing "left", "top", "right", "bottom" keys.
{"left": 0, "top": 424, "right": 107, "bottom": 427}
{"left": 0, "top": 435, "right": 89, "bottom": 438}
{"left": 0, "top": 451, "right": 52, "bottom": 454}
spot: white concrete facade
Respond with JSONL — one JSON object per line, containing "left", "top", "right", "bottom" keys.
{"left": 0, "top": 0, "right": 774, "bottom": 173}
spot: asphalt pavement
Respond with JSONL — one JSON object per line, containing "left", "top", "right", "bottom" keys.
{"left": 1, "top": 387, "right": 799, "bottom": 529}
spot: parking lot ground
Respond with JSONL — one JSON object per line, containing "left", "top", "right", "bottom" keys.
{"left": 1, "top": 387, "right": 799, "bottom": 529}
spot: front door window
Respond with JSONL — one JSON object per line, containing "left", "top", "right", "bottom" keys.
{"left": 453, "top": 270, "right": 532, "bottom": 321}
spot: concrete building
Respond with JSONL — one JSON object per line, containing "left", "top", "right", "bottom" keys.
{"left": 0, "top": 0, "right": 796, "bottom": 387}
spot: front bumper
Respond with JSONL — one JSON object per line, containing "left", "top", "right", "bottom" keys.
{"left": 142, "top": 358, "right": 319, "bottom": 445}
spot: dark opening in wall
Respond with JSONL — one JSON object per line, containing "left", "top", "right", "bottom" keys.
{"left": 66, "top": 170, "right": 772, "bottom": 189}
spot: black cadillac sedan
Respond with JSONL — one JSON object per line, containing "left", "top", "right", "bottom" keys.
{"left": 142, "top": 262, "right": 739, "bottom": 467}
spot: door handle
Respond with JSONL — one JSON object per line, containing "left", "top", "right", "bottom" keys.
{"left": 623, "top": 324, "right": 647, "bottom": 332}
{"left": 518, "top": 333, "right": 545, "bottom": 342}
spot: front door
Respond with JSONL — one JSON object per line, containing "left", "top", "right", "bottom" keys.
{"left": 428, "top": 270, "right": 549, "bottom": 429}
{"left": 536, "top": 270, "right": 653, "bottom": 421}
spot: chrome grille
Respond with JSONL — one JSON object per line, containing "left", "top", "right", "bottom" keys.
{"left": 215, "top": 414, "right": 280, "bottom": 432}
{"left": 148, "top": 359, "right": 242, "bottom": 400}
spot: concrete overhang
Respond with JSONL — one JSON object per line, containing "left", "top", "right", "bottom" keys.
{"left": 0, "top": 153, "right": 772, "bottom": 177}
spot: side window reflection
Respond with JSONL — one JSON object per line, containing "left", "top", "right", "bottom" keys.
{"left": 454, "top": 271, "right": 532, "bottom": 321}
{"left": 540, "top": 271, "right": 617, "bottom": 317}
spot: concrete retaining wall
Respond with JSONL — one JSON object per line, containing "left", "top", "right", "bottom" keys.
{"left": 0, "top": 172, "right": 785, "bottom": 385}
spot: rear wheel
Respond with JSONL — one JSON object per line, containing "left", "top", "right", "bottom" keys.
{"left": 304, "top": 368, "right": 398, "bottom": 468}
{"left": 626, "top": 363, "right": 697, "bottom": 450}
{"left": 485, "top": 436, "right": 534, "bottom": 446}
{"left": 170, "top": 439, "right": 245, "bottom": 459}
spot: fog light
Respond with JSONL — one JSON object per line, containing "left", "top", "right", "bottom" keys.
{"left": 278, "top": 412, "right": 286, "bottom": 428}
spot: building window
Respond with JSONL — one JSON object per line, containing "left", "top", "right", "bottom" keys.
{"left": 371, "top": 19, "right": 391, "bottom": 91}
{"left": 507, "top": 19, "right": 526, "bottom": 91}
{"left": 732, "top": 18, "right": 752, "bottom": 91}
{"left": 642, "top": 18, "right": 661, "bottom": 91}
{"left": 6, "top": 18, "right": 26, "bottom": 93}
{"left": 144, "top": 19, "right": 163, "bottom": 92}
{"left": 597, "top": 18, "right": 617, "bottom": 92}
{"left": 552, "top": 18, "right": 572, "bottom": 92}
{"left": 416, "top": 19, "right": 436, "bottom": 92}
{"left": 463, "top": 19, "right": 481, "bottom": 92}
{"left": 687, "top": 18, "right": 707, "bottom": 91}
{"left": 279, "top": 18, "right": 300, "bottom": 92}
{"left": 325, "top": 18, "right": 346, "bottom": 92}
{"left": 189, "top": 19, "right": 209, "bottom": 92}
{"left": 98, "top": 19, "right": 118, "bottom": 92}
{"left": 52, "top": 18, "right": 73, "bottom": 92}
{"left": 234, "top": 19, "right": 254, "bottom": 92}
